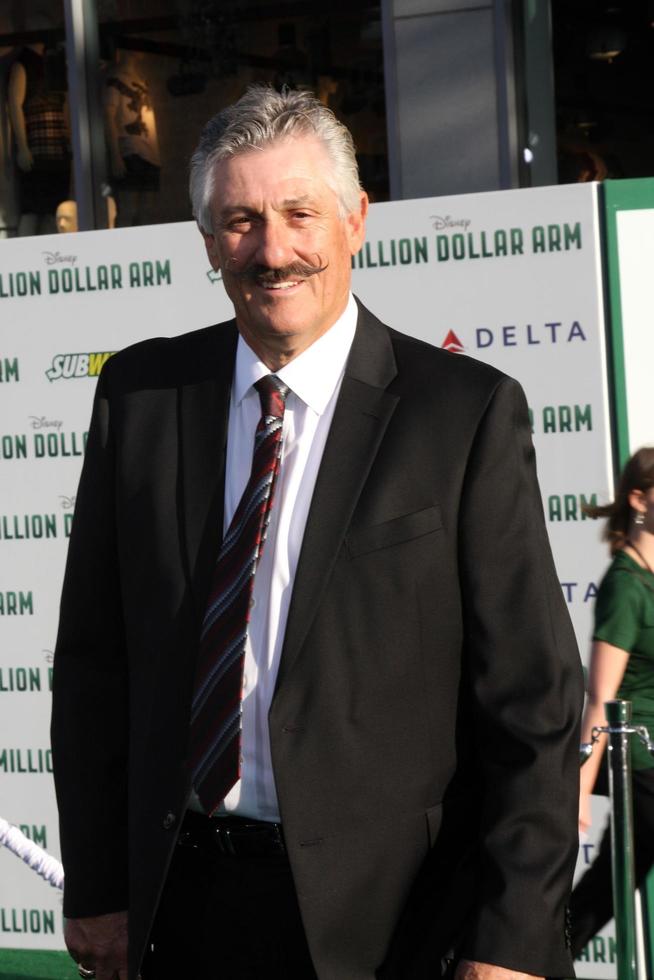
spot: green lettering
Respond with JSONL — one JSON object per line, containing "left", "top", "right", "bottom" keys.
{"left": 548, "top": 224, "right": 562, "bottom": 251}
{"left": 580, "top": 493, "right": 597, "bottom": 519}
{"left": 565, "top": 222, "right": 582, "bottom": 250}
{"left": 97, "top": 265, "right": 109, "bottom": 290}
{"left": 414, "top": 237, "right": 428, "bottom": 263}
{"left": 510, "top": 228, "right": 524, "bottom": 255}
{"left": 1, "top": 358, "right": 20, "bottom": 382}
{"left": 156, "top": 259, "right": 171, "bottom": 284}
{"left": 558, "top": 405, "right": 572, "bottom": 432}
{"left": 494, "top": 229, "right": 508, "bottom": 257}
{"left": 543, "top": 407, "right": 555, "bottom": 433}
{"left": 548, "top": 496, "right": 562, "bottom": 521}
{"left": 142, "top": 261, "right": 155, "bottom": 286}
{"left": 575, "top": 404, "right": 592, "bottom": 431}
{"left": 564, "top": 495, "right": 578, "bottom": 521}
{"left": 591, "top": 936, "right": 606, "bottom": 962}
{"left": 532, "top": 226, "right": 546, "bottom": 253}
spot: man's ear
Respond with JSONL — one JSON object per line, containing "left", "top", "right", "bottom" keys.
{"left": 347, "top": 191, "right": 369, "bottom": 256}
{"left": 199, "top": 223, "right": 221, "bottom": 271}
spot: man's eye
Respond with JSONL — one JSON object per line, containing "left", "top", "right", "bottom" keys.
{"left": 226, "top": 216, "right": 253, "bottom": 231}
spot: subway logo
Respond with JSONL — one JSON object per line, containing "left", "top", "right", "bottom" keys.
{"left": 46, "top": 351, "right": 115, "bottom": 382}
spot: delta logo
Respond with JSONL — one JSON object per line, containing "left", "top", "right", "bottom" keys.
{"left": 46, "top": 351, "right": 115, "bottom": 382}
{"left": 442, "top": 330, "right": 465, "bottom": 354}
{"left": 441, "top": 319, "right": 587, "bottom": 353}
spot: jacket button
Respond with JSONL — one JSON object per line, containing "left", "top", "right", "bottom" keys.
{"left": 162, "top": 812, "right": 176, "bottom": 830}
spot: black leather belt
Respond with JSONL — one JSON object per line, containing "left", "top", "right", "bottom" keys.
{"left": 179, "top": 809, "right": 287, "bottom": 857}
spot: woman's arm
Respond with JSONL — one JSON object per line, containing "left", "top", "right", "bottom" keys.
{"left": 579, "top": 639, "right": 630, "bottom": 832}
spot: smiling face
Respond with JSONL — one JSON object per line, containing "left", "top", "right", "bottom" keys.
{"left": 200, "top": 137, "right": 368, "bottom": 369}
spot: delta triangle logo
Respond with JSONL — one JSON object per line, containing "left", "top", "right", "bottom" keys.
{"left": 442, "top": 330, "right": 465, "bottom": 354}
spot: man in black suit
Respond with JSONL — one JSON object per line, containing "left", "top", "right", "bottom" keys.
{"left": 51, "top": 86, "right": 583, "bottom": 980}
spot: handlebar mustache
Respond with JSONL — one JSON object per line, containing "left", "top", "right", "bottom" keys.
{"left": 229, "top": 259, "right": 327, "bottom": 283}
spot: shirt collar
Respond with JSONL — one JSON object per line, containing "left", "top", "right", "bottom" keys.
{"left": 232, "top": 293, "right": 358, "bottom": 415}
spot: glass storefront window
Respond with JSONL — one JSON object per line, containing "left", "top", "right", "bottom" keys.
{"left": 0, "top": 2, "right": 68, "bottom": 238}
{"left": 0, "top": 0, "right": 389, "bottom": 236}
{"left": 552, "top": 0, "right": 654, "bottom": 184}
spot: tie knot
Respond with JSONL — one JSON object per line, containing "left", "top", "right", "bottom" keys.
{"left": 255, "top": 375, "right": 289, "bottom": 419}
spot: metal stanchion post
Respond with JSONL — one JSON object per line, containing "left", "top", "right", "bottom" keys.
{"left": 605, "top": 700, "right": 638, "bottom": 980}
{"left": 581, "top": 701, "right": 654, "bottom": 980}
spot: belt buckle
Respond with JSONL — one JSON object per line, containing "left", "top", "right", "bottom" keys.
{"left": 208, "top": 819, "right": 286, "bottom": 857}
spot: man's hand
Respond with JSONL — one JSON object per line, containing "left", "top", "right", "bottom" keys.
{"left": 64, "top": 910, "right": 128, "bottom": 980}
{"left": 455, "top": 960, "right": 543, "bottom": 980}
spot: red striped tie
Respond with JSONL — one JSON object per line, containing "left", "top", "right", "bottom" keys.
{"left": 189, "top": 374, "right": 289, "bottom": 815}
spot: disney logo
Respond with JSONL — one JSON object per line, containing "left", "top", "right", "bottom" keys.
{"left": 29, "top": 416, "right": 63, "bottom": 430}
{"left": 430, "top": 215, "right": 472, "bottom": 232}
{"left": 42, "top": 251, "right": 77, "bottom": 266}
{"left": 59, "top": 495, "right": 76, "bottom": 510}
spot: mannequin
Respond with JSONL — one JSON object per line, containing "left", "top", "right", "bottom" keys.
{"left": 55, "top": 196, "right": 117, "bottom": 233}
{"left": 104, "top": 49, "right": 160, "bottom": 226}
{"left": 55, "top": 198, "right": 76, "bottom": 233}
{"left": 8, "top": 37, "right": 71, "bottom": 236}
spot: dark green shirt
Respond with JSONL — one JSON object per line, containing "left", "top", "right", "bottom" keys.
{"left": 594, "top": 550, "right": 654, "bottom": 770}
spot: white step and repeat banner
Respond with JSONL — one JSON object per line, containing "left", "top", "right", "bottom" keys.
{"left": 603, "top": 178, "right": 654, "bottom": 457}
{"left": 612, "top": 206, "right": 654, "bottom": 452}
{"left": 0, "top": 183, "right": 615, "bottom": 972}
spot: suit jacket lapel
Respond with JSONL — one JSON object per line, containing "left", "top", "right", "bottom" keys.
{"left": 275, "top": 305, "right": 399, "bottom": 691}
{"left": 178, "top": 321, "right": 238, "bottom": 620}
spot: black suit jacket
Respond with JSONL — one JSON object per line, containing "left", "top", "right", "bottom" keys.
{"left": 51, "top": 301, "right": 583, "bottom": 980}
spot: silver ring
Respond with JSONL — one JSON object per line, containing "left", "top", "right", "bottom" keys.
{"left": 78, "top": 966, "right": 96, "bottom": 979}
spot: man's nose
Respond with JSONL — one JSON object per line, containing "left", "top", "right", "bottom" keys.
{"left": 254, "top": 218, "right": 295, "bottom": 269}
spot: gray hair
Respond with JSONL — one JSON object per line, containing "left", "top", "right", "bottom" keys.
{"left": 189, "top": 86, "right": 362, "bottom": 232}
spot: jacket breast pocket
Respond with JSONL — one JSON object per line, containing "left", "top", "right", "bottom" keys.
{"left": 345, "top": 504, "right": 443, "bottom": 558}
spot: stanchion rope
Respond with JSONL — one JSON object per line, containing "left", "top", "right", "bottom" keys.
{"left": 0, "top": 816, "right": 64, "bottom": 890}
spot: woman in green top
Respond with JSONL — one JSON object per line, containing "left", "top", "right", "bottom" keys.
{"left": 571, "top": 447, "right": 654, "bottom": 955}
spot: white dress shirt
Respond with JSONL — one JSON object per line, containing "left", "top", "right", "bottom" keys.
{"left": 193, "top": 294, "right": 358, "bottom": 822}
